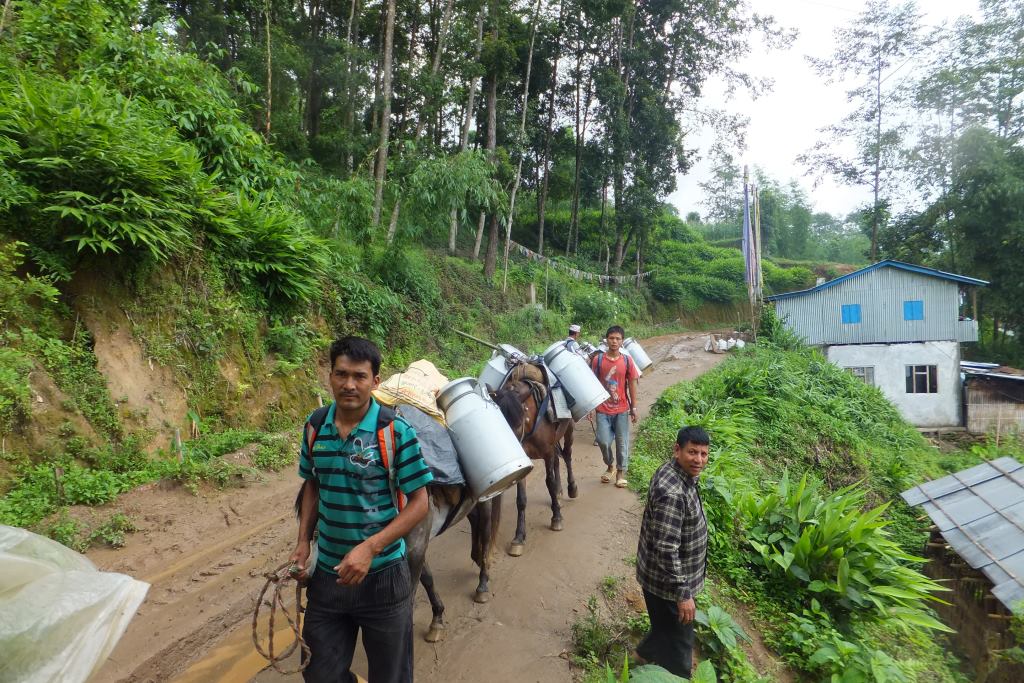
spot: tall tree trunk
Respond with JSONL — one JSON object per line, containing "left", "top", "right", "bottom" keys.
{"left": 568, "top": 52, "right": 593, "bottom": 256}
{"left": 372, "top": 0, "right": 397, "bottom": 227}
{"left": 482, "top": 54, "right": 500, "bottom": 277}
{"left": 472, "top": 211, "right": 487, "bottom": 260}
{"left": 449, "top": 10, "right": 485, "bottom": 254}
{"left": 612, "top": 4, "right": 636, "bottom": 269}
{"left": 0, "top": 0, "right": 13, "bottom": 39}
{"left": 305, "top": 0, "right": 323, "bottom": 141}
{"left": 502, "top": 0, "right": 542, "bottom": 292}
{"left": 263, "top": 0, "right": 272, "bottom": 141}
{"left": 344, "top": 0, "right": 360, "bottom": 173}
{"left": 386, "top": 0, "right": 456, "bottom": 243}
{"left": 536, "top": 0, "right": 566, "bottom": 256}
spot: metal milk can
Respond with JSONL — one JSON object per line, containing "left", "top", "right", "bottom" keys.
{"left": 622, "top": 337, "right": 654, "bottom": 371}
{"left": 436, "top": 377, "right": 533, "bottom": 502}
{"left": 478, "top": 344, "right": 525, "bottom": 391}
{"left": 542, "top": 342, "right": 610, "bottom": 422}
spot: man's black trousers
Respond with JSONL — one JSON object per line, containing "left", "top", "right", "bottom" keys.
{"left": 636, "top": 588, "right": 695, "bottom": 678}
{"left": 302, "top": 560, "right": 414, "bottom": 683}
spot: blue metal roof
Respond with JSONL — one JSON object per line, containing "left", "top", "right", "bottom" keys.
{"left": 766, "top": 260, "right": 989, "bottom": 302}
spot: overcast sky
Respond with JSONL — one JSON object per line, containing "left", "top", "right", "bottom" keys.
{"left": 668, "top": 0, "right": 978, "bottom": 221}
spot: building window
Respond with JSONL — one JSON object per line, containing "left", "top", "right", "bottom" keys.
{"left": 905, "top": 365, "right": 938, "bottom": 393}
{"left": 845, "top": 366, "right": 875, "bottom": 385}
{"left": 841, "top": 304, "right": 862, "bottom": 324}
{"left": 903, "top": 300, "right": 924, "bottom": 321}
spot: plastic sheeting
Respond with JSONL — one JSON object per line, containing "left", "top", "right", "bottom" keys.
{"left": 0, "top": 526, "right": 149, "bottom": 683}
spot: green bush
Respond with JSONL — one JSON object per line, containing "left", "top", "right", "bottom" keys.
{"left": 571, "top": 290, "right": 634, "bottom": 330}
{"left": 372, "top": 247, "right": 442, "bottom": 309}
{"left": 226, "top": 193, "right": 329, "bottom": 303}
{"left": 1, "top": 73, "right": 213, "bottom": 265}
{"left": 0, "top": 347, "right": 33, "bottom": 433}
{"left": 88, "top": 512, "right": 137, "bottom": 548}
{"left": 330, "top": 275, "right": 405, "bottom": 343}
{"left": 741, "top": 473, "right": 949, "bottom": 628}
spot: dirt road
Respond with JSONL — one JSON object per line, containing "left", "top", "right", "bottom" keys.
{"left": 87, "top": 333, "right": 725, "bottom": 683}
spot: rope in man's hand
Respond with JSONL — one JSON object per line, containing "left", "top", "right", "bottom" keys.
{"left": 252, "top": 562, "right": 311, "bottom": 674}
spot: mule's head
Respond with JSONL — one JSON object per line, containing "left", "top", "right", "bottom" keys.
{"left": 490, "top": 384, "right": 526, "bottom": 436}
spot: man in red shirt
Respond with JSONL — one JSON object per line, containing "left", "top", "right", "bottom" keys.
{"left": 589, "top": 325, "right": 640, "bottom": 487}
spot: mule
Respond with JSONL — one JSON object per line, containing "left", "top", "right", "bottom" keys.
{"left": 490, "top": 366, "right": 576, "bottom": 558}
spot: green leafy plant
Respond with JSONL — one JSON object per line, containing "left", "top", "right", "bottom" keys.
{"left": 740, "top": 472, "right": 950, "bottom": 629}
{"left": 695, "top": 606, "right": 752, "bottom": 658}
{"left": 601, "top": 576, "right": 621, "bottom": 599}
{"left": 88, "top": 512, "right": 137, "bottom": 548}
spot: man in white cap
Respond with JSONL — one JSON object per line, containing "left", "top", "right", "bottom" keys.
{"left": 564, "top": 324, "right": 582, "bottom": 355}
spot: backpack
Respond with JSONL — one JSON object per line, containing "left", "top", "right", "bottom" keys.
{"left": 305, "top": 403, "right": 406, "bottom": 512}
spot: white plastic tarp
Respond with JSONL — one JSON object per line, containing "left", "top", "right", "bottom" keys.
{"left": 0, "top": 525, "right": 149, "bottom": 683}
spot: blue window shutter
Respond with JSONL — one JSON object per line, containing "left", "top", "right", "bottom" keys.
{"left": 904, "top": 300, "right": 924, "bottom": 321}
{"left": 841, "top": 304, "right": 861, "bottom": 324}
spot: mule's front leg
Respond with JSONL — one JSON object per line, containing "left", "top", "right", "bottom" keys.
{"left": 546, "top": 456, "right": 564, "bottom": 531}
{"left": 420, "top": 561, "right": 447, "bottom": 642}
{"left": 507, "top": 479, "right": 528, "bottom": 556}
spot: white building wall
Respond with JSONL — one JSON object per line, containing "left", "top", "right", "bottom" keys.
{"left": 826, "top": 341, "right": 962, "bottom": 428}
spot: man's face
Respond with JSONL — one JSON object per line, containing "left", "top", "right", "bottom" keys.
{"left": 674, "top": 440, "right": 709, "bottom": 478}
{"left": 329, "top": 355, "right": 379, "bottom": 412}
{"left": 606, "top": 332, "right": 623, "bottom": 352}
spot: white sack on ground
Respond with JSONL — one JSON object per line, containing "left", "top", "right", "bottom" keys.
{"left": 0, "top": 525, "right": 149, "bottom": 683}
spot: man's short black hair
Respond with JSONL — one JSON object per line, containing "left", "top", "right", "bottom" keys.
{"left": 606, "top": 325, "right": 626, "bottom": 338}
{"left": 676, "top": 425, "right": 710, "bottom": 448}
{"left": 329, "top": 336, "right": 382, "bottom": 376}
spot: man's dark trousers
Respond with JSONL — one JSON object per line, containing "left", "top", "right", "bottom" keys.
{"left": 636, "top": 589, "right": 694, "bottom": 678}
{"left": 302, "top": 560, "right": 414, "bottom": 683}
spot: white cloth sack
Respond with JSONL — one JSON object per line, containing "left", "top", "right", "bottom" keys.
{"left": 0, "top": 525, "right": 149, "bottom": 683}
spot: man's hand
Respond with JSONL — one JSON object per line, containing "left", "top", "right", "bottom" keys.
{"left": 335, "top": 541, "right": 376, "bottom": 585}
{"left": 677, "top": 597, "right": 696, "bottom": 624}
{"left": 586, "top": 411, "right": 594, "bottom": 423}
{"left": 288, "top": 542, "right": 311, "bottom": 575}
{"left": 629, "top": 410, "right": 637, "bottom": 424}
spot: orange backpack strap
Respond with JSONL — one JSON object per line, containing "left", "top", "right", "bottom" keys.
{"left": 377, "top": 420, "right": 406, "bottom": 512}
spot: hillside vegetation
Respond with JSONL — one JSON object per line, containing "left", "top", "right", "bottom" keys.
{"left": 0, "top": 1, "right": 828, "bottom": 547}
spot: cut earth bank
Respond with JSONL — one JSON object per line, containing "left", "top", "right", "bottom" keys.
{"left": 84, "top": 333, "right": 726, "bottom": 683}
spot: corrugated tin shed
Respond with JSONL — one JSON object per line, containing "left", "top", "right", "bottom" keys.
{"left": 901, "top": 457, "right": 1024, "bottom": 611}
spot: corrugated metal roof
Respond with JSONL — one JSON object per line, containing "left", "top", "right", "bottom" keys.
{"left": 767, "top": 260, "right": 988, "bottom": 302}
{"left": 963, "top": 370, "right": 1024, "bottom": 384}
{"left": 901, "top": 457, "right": 1024, "bottom": 611}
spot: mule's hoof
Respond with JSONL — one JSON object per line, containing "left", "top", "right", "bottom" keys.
{"left": 507, "top": 542, "right": 524, "bottom": 557}
{"left": 424, "top": 625, "right": 446, "bottom": 643}
{"left": 551, "top": 518, "right": 564, "bottom": 532}
{"left": 474, "top": 589, "right": 491, "bottom": 604}
{"left": 568, "top": 483, "right": 579, "bottom": 499}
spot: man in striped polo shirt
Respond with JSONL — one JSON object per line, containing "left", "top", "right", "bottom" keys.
{"left": 290, "top": 336, "right": 433, "bottom": 683}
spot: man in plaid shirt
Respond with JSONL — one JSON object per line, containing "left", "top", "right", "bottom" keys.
{"left": 635, "top": 425, "right": 709, "bottom": 677}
